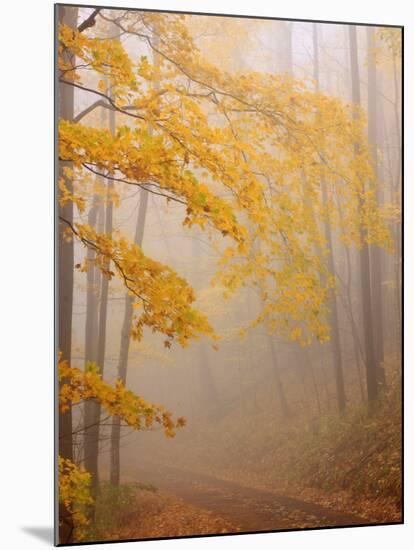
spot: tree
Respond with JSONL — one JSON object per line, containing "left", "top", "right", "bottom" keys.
{"left": 367, "top": 27, "right": 385, "bottom": 386}
{"left": 109, "top": 187, "right": 149, "bottom": 486}
{"left": 57, "top": 11, "right": 393, "bottom": 539}
{"left": 348, "top": 25, "right": 378, "bottom": 403}
{"left": 377, "top": 27, "right": 402, "bottom": 351}
{"left": 57, "top": 5, "right": 77, "bottom": 544}
{"left": 268, "top": 335, "right": 290, "bottom": 417}
{"left": 57, "top": 354, "right": 185, "bottom": 541}
{"left": 59, "top": 11, "right": 390, "bottom": 348}
{"left": 313, "top": 23, "right": 346, "bottom": 412}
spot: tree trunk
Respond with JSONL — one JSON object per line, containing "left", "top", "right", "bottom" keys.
{"left": 83, "top": 106, "right": 106, "bottom": 473}
{"left": 336, "top": 194, "right": 366, "bottom": 400}
{"left": 367, "top": 27, "right": 385, "bottom": 387}
{"left": 190, "top": 227, "right": 220, "bottom": 416}
{"left": 84, "top": 99, "right": 115, "bottom": 507}
{"left": 273, "top": 21, "right": 293, "bottom": 75}
{"left": 82, "top": 192, "right": 101, "bottom": 466}
{"left": 321, "top": 190, "right": 347, "bottom": 411}
{"left": 245, "top": 289, "right": 259, "bottom": 414}
{"left": 109, "top": 188, "right": 149, "bottom": 486}
{"left": 109, "top": 37, "right": 166, "bottom": 483}
{"left": 57, "top": 5, "right": 77, "bottom": 544}
{"left": 284, "top": 22, "right": 293, "bottom": 75}
{"left": 348, "top": 25, "right": 378, "bottom": 403}
{"left": 268, "top": 337, "right": 290, "bottom": 417}
{"left": 313, "top": 24, "right": 346, "bottom": 412}
{"left": 83, "top": 197, "right": 100, "bottom": 368}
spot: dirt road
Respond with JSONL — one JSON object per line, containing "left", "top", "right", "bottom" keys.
{"left": 130, "top": 462, "right": 368, "bottom": 532}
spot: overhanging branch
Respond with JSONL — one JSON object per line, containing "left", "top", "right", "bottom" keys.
{"left": 77, "top": 8, "right": 101, "bottom": 33}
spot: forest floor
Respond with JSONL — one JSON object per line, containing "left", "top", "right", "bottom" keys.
{"left": 102, "top": 486, "right": 237, "bottom": 541}
{"left": 130, "top": 462, "right": 367, "bottom": 532}
{"left": 95, "top": 360, "right": 402, "bottom": 542}
{"left": 137, "top": 358, "right": 402, "bottom": 528}
{"left": 96, "top": 456, "right": 400, "bottom": 543}
{"left": 98, "top": 463, "right": 369, "bottom": 542}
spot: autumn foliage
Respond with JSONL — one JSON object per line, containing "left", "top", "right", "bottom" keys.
{"left": 57, "top": 7, "right": 400, "bottom": 542}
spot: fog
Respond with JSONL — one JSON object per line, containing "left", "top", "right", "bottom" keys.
{"left": 58, "top": 6, "right": 402, "bottom": 543}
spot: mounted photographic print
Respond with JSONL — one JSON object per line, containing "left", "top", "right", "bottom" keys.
{"left": 55, "top": 3, "right": 403, "bottom": 545}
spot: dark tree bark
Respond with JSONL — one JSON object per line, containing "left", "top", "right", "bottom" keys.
{"left": 57, "top": 5, "right": 77, "bottom": 544}
{"left": 348, "top": 25, "right": 378, "bottom": 403}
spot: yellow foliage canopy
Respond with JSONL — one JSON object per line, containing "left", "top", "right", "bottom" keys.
{"left": 58, "top": 356, "right": 186, "bottom": 436}
{"left": 58, "top": 11, "right": 393, "bottom": 347}
{"left": 63, "top": 220, "right": 215, "bottom": 346}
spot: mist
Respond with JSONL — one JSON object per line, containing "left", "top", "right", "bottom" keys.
{"left": 57, "top": 6, "right": 402, "bottom": 543}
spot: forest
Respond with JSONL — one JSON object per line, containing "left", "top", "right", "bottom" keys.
{"left": 56, "top": 5, "right": 402, "bottom": 545}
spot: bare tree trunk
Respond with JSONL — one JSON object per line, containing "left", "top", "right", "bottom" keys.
{"left": 199, "top": 340, "right": 220, "bottom": 411}
{"left": 84, "top": 99, "right": 115, "bottom": 507}
{"left": 307, "top": 354, "right": 322, "bottom": 416}
{"left": 268, "top": 337, "right": 290, "bottom": 417}
{"left": 57, "top": 5, "right": 77, "bottom": 544}
{"left": 284, "top": 22, "right": 293, "bottom": 75}
{"left": 109, "top": 188, "right": 149, "bottom": 486}
{"left": 335, "top": 194, "right": 366, "bottom": 400}
{"left": 322, "top": 193, "right": 347, "bottom": 412}
{"left": 237, "top": 347, "right": 245, "bottom": 418}
{"left": 367, "top": 27, "right": 386, "bottom": 387}
{"left": 83, "top": 197, "right": 100, "bottom": 365}
{"left": 279, "top": 21, "right": 293, "bottom": 76}
{"left": 82, "top": 100, "right": 106, "bottom": 466}
{"left": 313, "top": 24, "right": 346, "bottom": 412}
{"left": 348, "top": 25, "right": 378, "bottom": 403}
{"left": 273, "top": 21, "right": 293, "bottom": 75}
{"left": 82, "top": 193, "right": 100, "bottom": 466}
{"left": 190, "top": 227, "right": 220, "bottom": 416}
{"left": 321, "top": 353, "right": 332, "bottom": 409}
{"left": 246, "top": 289, "right": 259, "bottom": 414}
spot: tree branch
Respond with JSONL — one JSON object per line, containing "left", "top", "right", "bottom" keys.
{"left": 59, "top": 215, "right": 150, "bottom": 307}
{"left": 81, "top": 163, "right": 187, "bottom": 205}
{"left": 77, "top": 8, "right": 101, "bottom": 33}
{"left": 73, "top": 95, "right": 169, "bottom": 123}
{"left": 73, "top": 100, "right": 106, "bottom": 123}
{"left": 59, "top": 79, "right": 146, "bottom": 122}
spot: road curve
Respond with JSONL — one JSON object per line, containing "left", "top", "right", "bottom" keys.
{"left": 129, "top": 461, "right": 370, "bottom": 532}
